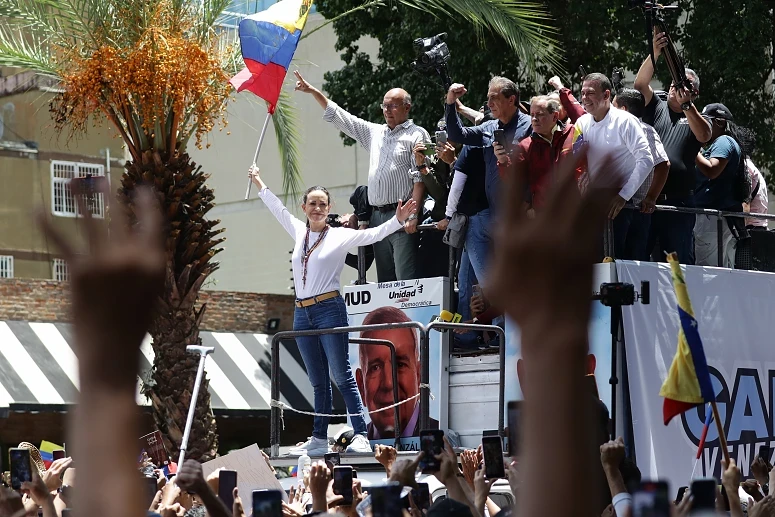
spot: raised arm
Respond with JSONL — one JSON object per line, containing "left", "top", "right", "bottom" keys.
{"left": 250, "top": 166, "right": 306, "bottom": 239}
{"left": 456, "top": 99, "right": 484, "bottom": 125}
{"left": 445, "top": 83, "right": 486, "bottom": 146}
{"left": 295, "top": 70, "right": 378, "bottom": 149}
{"left": 549, "top": 76, "right": 585, "bottom": 124}
{"left": 340, "top": 199, "right": 416, "bottom": 247}
{"left": 633, "top": 31, "right": 669, "bottom": 106}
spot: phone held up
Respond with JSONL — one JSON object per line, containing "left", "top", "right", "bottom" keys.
{"left": 419, "top": 430, "right": 444, "bottom": 473}
{"left": 9, "top": 448, "right": 32, "bottom": 490}
{"left": 333, "top": 466, "right": 354, "bottom": 506}
{"left": 218, "top": 469, "right": 238, "bottom": 510}
{"left": 482, "top": 435, "right": 506, "bottom": 479}
{"left": 632, "top": 480, "right": 670, "bottom": 517}
{"left": 253, "top": 489, "right": 283, "bottom": 517}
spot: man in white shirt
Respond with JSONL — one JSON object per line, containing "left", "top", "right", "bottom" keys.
{"left": 572, "top": 73, "right": 654, "bottom": 259}
{"left": 294, "top": 71, "right": 429, "bottom": 282}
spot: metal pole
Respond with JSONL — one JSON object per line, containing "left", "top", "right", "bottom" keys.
{"left": 349, "top": 338, "right": 401, "bottom": 450}
{"left": 609, "top": 306, "right": 621, "bottom": 440}
{"left": 244, "top": 112, "right": 273, "bottom": 200}
{"left": 178, "top": 345, "right": 215, "bottom": 467}
{"left": 357, "top": 247, "right": 366, "bottom": 284}
{"left": 270, "top": 335, "right": 282, "bottom": 458}
{"left": 420, "top": 328, "right": 430, "bottom": 432}
{"left": 717, "top": 215, "right": 724, "bottom": 267}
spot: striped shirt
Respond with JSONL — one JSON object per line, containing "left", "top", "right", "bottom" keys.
{"left": 323, "top": 101, "right": 429, "bottom": 207}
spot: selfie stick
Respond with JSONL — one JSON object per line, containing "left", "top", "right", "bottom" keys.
{"left": 244, "top": 111, "right": 273, "bottom": 200}
{"left": 178, "top": 345, "right": 215, "bottom": 467}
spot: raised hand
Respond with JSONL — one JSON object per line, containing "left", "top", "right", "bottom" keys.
{"left": 233, "top": 487, "right": 246, "bottom": 517}
{"left": 42, "top": 457, "right": 73, "bottom": 491}
{"left": 175, "top": 460, "right": 208, "bottom": 495}
{"left": 600, "top": 436, "right": 625, "bottom": 470}
{"left": 388, "top": 455, "right": 422, "bottom": 490}
{"left": 248, "top": 165, "right": 266, "bottom": 190}
{"left": 652, "top": 31, "right": 669, "bottom": 57}
{"left": 446, "top": 83, "right": 467, "bottom": 104}
{"left": 548, "top": 76, "right": 564, "bottom": 91}
{"left": 374, "top": 445, "right": 397, "bottom": 476}
{"left": 412, "top": 142, "right": 429, "bottom": 168}
{"left": 39, "top": 184, "right": 165, "bottom": 389}
{"left": 309, "top": 461, "right": 333, "bottom": 512}
{"left": 488, "top": 150, "right": 619, "bottom": 344}
{"left": 395, "top": 198, "right": 417, "bottom": 224}
{"left": 293, "top": 70, "right": 315, "bottom": 94}
{"left": 437, "top": 141, "right": 456, "bottom": 165}
{"left": 460, "top": 449, "right": 478, "bottom": 488}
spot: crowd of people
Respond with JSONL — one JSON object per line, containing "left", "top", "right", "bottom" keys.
{"left": 290, "top": 30, "right": 769, "bottom": 350}
{"left": 3, "top": 157, "right": 775, "bottom": 516}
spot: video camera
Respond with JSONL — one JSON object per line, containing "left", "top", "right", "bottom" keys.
{"left": 411, "top": 33, "right": 452, "bottom": 90}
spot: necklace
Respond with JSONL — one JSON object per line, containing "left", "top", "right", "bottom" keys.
{"left": 301, "top": 225, "right": 329, "bottom": 288}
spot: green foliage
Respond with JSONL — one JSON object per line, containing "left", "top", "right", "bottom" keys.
{"left": 678, "top": 0, "right": 775, "bottom": 175}
{"left": 318, "top": 0, "right": 775, "bottom": 178}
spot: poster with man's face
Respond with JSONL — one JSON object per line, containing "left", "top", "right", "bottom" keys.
{"left": 343, "top": 278, "right": 449, "bottom": 450}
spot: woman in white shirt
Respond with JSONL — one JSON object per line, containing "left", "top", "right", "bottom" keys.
{"left": 249, "top": 166, "right": 416, "bottom": 456}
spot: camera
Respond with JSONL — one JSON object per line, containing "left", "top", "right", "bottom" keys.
{"left": 411, "top": 33, "right": 452, "bottom": 90}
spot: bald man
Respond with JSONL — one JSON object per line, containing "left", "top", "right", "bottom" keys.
{"left": 294, "top": 71, "right": 430, "bottom": 282}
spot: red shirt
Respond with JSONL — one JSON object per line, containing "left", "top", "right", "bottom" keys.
{"left": 513, "top": 124, "right": 576, "bottom": 210}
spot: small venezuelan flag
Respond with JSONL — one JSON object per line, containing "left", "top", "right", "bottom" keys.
{"left": 229, "top": 0, "right": 313, "bottom": 113}
{"left": 39, "top": 440, "right": 64, "bottom": 469}
{"left": 659, "top": 253, "right": 716, "bottom": 425}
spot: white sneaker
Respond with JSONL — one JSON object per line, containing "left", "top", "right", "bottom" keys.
{"left": 346, "top": 434, "right": 372, "bottom": 454}
{"left": 289, "top": 436, "right": 330, "bottom": 457}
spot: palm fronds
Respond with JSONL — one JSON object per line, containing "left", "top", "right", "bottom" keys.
{"left": 271, "top": 89, "right": 304, "bottom": 201}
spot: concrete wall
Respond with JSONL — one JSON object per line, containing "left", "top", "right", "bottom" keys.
{"left": 0, "top": 85, "right": 126, "bottom": 279}
{"left": 190, "top": 13, "right": 381, "bottom": 294}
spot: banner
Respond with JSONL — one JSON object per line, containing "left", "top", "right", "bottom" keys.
{"left": 505, "top": 263, "right": 616, "bottom": 411}
{"left": 618, "top": 260, "right": 775, "bottom": 487}
{"left": 343, "top": 277, "right": 450, "bottom": 450}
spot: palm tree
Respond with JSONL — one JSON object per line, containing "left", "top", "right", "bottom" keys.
{"left": 0, "top": 0, "right": 557, "bottom": 460}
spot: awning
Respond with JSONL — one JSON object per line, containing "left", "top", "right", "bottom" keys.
{"left": 0, "top": 321, "right": 341, "bottom": 413}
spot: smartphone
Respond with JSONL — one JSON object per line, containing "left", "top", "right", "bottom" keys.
{"left": 482, "top": 436, "right": 506, "bottom": 479}
{"left": 410, "top": 483, "right": 430, "bottom": 511}
{"left": 507, "top": 401, "right": 521, "bottom": 457}
{"left": 675, "top": 486, "right": 687, "bottom": 503}
{"left": 435, "top": 130, "right": 447, "bottom": 145}
{"left": 482, "top": 429, "right": 499, "bottom": 437}
{"left": 218, "top": 469, "right": 237, "bottom": 510}
{"left": 52, "top": 450, "right": 66, "bottom": 461}
{"left": 144, "top": 476, "right": 158, "bottom": 509}
{"left": 690, "top": 478, "right": 717, "bottom": 510}
{"left": 493, "top": 129, "right": 507, "bottom": 149}
{"left": 325, "top": 452, "right": 341, "bottom": 471}
{"left": 419, "top": 430, "right": 444, "bottom": 473}
{"left": 252, "top": 489, "right": 283, "bottom": 517}
{"left": 333, "top": 466, "right": 354, "bottom": 505}
{"left": 632, "top": 480, "right": 670, "bottom": 517}
{"left": 9, "top": 448, "right": 32, "bottom": 490}
{"left": 759, "top": 444, "right": 772, "bottom": 463}
{"left": 422, "top": 141, "right": 436, "bottom": 156}
{"left": 371, "top": 482, "right": 403, "bottom": 517}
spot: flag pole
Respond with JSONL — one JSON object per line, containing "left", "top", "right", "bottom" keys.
{"left": 710, "top": 400, "right": 731, "bottom": 463}
{"left": 245, "top": 110, "right": 273, "bottom": 200}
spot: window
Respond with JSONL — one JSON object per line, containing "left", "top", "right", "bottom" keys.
{"left": 52, "top": 258, "right": 69, "bottom": 282}
{"left": 0, "top": 256, "right": 13, "bottom": 278}
{"left": 51, "top": 161, "right": 106, "bottom": 218}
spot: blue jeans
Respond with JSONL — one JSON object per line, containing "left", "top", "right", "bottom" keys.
{"left": 293, "top": 296, "right": 367, "bottom": 439}
{"left": 456, "top": 209, "right": 492, "bottom": 347}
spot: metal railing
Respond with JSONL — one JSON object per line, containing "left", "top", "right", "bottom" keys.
{"left": 606, "top": 204, "right": 774, "bottom": 267}
{"left": 269, "top": 321, "right": 505, "bottom": 456}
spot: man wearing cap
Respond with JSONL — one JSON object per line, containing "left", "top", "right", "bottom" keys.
{"left": 694, "top": 103, "right": 743, "bottom": 268}
{"left": 634, "top": 31, "right": 712, "bottom": 265}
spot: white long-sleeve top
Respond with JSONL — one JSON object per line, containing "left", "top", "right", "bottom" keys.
{"left": 259, "top": 188, "right": 403, "bottom": 299}
{"left": 573, "top": 107, "right": 654, "bottom": 201}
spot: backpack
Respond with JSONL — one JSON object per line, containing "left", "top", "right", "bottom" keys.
{"left": 731, "top": 143, "right": 752, "bottom": 205}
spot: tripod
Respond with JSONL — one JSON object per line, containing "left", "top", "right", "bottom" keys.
{"left": 593, "top": 281, "right": 649, "bottom": 439}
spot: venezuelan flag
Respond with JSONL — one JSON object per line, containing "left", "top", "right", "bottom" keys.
{"left": 230, "top": 0, "right": 313, "bottom": 113}
{"left": 39, "top": 440, "right": 64, "bottom": 469}
{"left": 659, "top": 253, "right": 715, "bottom": 425}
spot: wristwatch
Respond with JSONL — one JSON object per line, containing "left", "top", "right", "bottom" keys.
{"left": 681, "top": 101, "right": 693, "bottom": 111}
{"left": 406, "top": 213, "right": 418, "bottom": 222}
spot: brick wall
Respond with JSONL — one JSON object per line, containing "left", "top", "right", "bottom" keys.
{"left": 0, "top": 278, "right": 295, "bottom": 333}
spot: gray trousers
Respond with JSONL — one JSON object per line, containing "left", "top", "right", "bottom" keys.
{"left": 369, "top": 208, "right": 418, "bottom": 281}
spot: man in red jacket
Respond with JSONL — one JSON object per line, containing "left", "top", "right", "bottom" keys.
{"left": 510, "top": 95, "right": 576, "bottom": 211}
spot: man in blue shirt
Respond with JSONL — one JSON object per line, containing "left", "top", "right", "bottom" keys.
{"left": 694, "top": 103, "right": 743, "bottom": 267}
{"left": 444, "top": 77, "right": 532, "bottom": 214}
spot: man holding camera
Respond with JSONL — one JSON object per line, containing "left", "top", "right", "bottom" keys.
{"left": 634, "top": 31, "right": 712, "bottom": 265}
{"left": 444, "top": 76, "right": 532, "bottom": 215}
{"left": 294, "top": 71, "right": 429, "bottom": 282}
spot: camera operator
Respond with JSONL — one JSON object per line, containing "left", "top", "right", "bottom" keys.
{"left": 634, "top": 31, "right": 712, "bottom": 265}
{"left": 444, "top": 76, "right": 532, "bottom": 215}
{"left": 294, "top": 70, "right": 429, "bottom": 282}
{"left": 413, "top": 120, "right": 454, "bottom": 278}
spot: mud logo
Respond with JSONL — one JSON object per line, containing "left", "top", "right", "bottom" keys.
{"left": 681, "top": 366, "right": 774, "bottom": 479}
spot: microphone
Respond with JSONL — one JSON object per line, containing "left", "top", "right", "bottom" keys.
{"left": 438, "top": 310, "right": 463, "bottom": 323}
